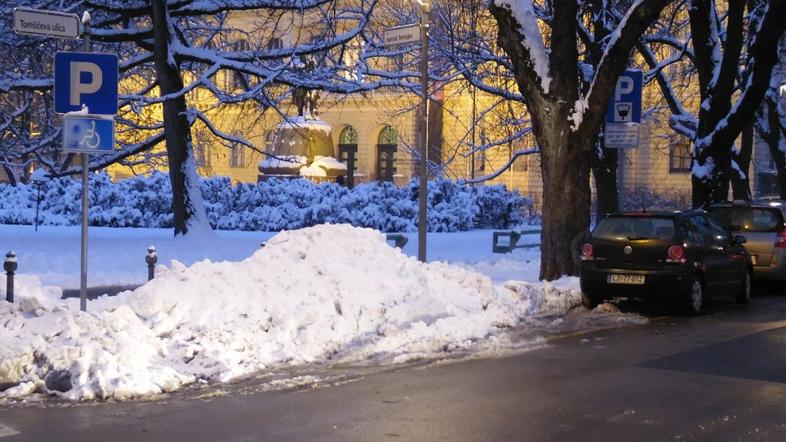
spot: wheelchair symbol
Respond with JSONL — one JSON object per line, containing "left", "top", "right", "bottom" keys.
{"left": 79, "top": 120, "right": 100, "bottom": 149}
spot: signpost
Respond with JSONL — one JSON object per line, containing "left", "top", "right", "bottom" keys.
{"left": 605, "top": 70, "right": 643, "bottom": 149}
{"left": 13, "top": 7, "right": 79, "bottom": 39}
{"left": 14, "top": 9, "right": 117, "bottom": 312}
{"left": 385, "top": 2, "right": 429, "bottom": 263}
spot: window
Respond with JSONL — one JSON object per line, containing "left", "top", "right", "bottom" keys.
{"left": 339, "top": 126, "right": 358, "bottom": 145}
{"left": 705, "top": 216, "right": 732, "bottom": 246}
{"left": 230, "top": 143, "right": 245, "bottom": 168}
{"left": 669, "top": 142, "right": 691, "bottom": 173}
{"left": 229, "top": 40, "right": 250, "bottom": 90}
{"left": 194, "top": 143, "right": 210, "bottom": 167}
{"left": 377, "top": 126, "right": 398, "bottom": 182}
{"left": 511, "top": 155, "right": 527, "bottom": 172}
{"left": 266, "top": 37, "right": 283, "bottom": 51}
{"left": 474, "top": 149, "right": 486, "bottom": 173}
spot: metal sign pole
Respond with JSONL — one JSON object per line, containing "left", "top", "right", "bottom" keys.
{"left": 80, "top": 17, "right": 91, "bottom": 312}
{"left": 417, "top": 2, "right": 430, "bottom": 263}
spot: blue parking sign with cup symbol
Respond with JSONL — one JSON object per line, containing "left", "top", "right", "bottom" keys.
{"left": 606, "top": 70, "right": 642, "bottom": 124}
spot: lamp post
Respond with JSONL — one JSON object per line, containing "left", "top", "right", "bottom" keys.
{"left": 30, "top": 169, "right": 48, "bottom": 232}
{"left": 412, "top": 0, "right": 430, "bottom": 263}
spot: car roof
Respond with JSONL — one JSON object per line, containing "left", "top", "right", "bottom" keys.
{"left": 709, "top": 200, "right": 785, "bottom": 209}
{"left": 606, "top": 209, "right": 703, "bottom": 218}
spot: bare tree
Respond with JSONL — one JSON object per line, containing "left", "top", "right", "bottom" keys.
{"left": 487, "top": 0, "right": 670, "bottom": 280}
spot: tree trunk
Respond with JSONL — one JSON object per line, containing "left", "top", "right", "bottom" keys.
{"left": 692, "top": 142, "right": 732, "bottom": 207}
{"left": 759, "top": 95, "right": 786, "bottom": 199}
{"left": 591, "top": 137, "right": 619, "bottom": 219}
{"left": 731, "top": 119, "right": 753, "bottom": 200}
{"left": 537, "top": 126, "right": 592, "bottom": 280}
{"left": 151, "top": 0, "right": 208, "bottom": 235}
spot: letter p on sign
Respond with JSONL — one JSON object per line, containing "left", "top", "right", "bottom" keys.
{"left": 55, "top": 52, "right": 118, "bottom": 115}
{"left": 70, "top": 62, "right": 103, "bottom": 106}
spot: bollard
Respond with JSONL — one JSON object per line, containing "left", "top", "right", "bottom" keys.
{"left": 4, "top": 251, "right": 17, "bottom": 303}
{"left": 145, "top": 246, "right": 157, "bottom": 281}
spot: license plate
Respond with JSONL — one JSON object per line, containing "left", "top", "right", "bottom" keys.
{"left": 607, "top": 274, "right": 645, "bottom": 285}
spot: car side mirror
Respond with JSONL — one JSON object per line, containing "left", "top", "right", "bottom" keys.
{"left": 735, "top": 235, "right": 747, "bottom": 245}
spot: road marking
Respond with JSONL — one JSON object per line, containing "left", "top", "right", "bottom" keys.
{"left": 0, "top": 422, "right": 19, "bottom": 438}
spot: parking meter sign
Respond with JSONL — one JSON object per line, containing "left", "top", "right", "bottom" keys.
{"left": 606, "top": 70, "right": 642, "bottom": 124}
{"left": 63, "top": 115, "right": 114, "bottom": 153}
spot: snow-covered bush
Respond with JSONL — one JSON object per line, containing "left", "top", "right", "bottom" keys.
{"left": 621, "top": 188, "right": 690, "bottom": 212}
{"left": 0, "top": 174, "right": 535, "bottom": 232}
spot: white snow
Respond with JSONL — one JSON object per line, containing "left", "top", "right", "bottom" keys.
{"left": 493, "top": 0, "right": 552, "bottom": 93}
{"left": 0, "top": 225, "right": 644, "bottom": 401}
{"left": 300, "top": 156, "right": 347, "bottom": 177}
{"left": 259, "top": 155, "right": 306, "bottom": 170}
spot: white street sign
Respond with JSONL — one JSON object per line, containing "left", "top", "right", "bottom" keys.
{"left": 605, "top": 123, "right": 640, "bottom": 148}
{"left": 384, "top": 24, "right": 421, "bottom": 48}
{"left": 13, "top": 7, "right": 80, "bottom": 39}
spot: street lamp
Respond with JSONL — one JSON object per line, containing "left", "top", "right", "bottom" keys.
{"left": 29, "top": 168, "right": 48, "bottom": 232}
{"left": 412, "top": 0, "right": 430, "bottom": 263}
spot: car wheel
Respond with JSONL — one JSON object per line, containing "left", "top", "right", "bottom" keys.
{"left": 581, "top": 291, "right": 601, "bottom": 310}
{"left": 736, "top": 269, "right": 751, "bottom": 304}
{"left": 684, "top": 276, "right": 703, "bottom": 315}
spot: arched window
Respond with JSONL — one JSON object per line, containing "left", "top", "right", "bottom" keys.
{"left": 376, "top": 126, "right": 398, "bottom": 182}
{"left": 378, "top": 126, "right": 398, "bottom": 145}
{"left": 338, "top": 126, "right": 358, "bottom": 188}
{"left": 339, "top": 126, "right": 358, "bottom": 145}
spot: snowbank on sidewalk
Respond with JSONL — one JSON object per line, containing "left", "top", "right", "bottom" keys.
{"left": 0, "top": 225, "right": 581, "bottom": 401}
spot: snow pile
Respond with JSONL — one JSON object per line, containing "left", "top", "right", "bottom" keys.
{"left": 0, "top": 225, "right": 579, "bottom": 401}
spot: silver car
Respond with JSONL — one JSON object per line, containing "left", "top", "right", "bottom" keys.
{"left": 707, "top": 202, "right": 786, "bottom": 281}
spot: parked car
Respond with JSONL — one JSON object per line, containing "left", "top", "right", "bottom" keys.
{"left": 706, "top": 201, "right": 786, "bottom": 283}
{"left": 580, "top": 210, "right": 752, "bottom": 314}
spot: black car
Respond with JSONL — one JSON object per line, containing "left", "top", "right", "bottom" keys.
{"left": 580, "top": 210, "right": 752, "bottom": 314}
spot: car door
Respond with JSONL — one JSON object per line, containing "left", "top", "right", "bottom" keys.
{"left": 688, "top": 215, "right": 724, "bottom": 291}
{"left": 704, "top": 214, "right": 747, "bottom": 291}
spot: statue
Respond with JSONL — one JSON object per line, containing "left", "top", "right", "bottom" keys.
{"left": 292, "top": 55, "right": 320, "bottom": 118}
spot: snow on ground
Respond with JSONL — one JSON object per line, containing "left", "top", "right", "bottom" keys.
{"left": 0, "top": 224, "right": 644, "bottom": 401}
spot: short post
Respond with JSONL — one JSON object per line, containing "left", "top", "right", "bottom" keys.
{"left": 145, "top": 246, "right": 157, "bottom": 281}
{"left": 4, "top": 251, "right": 17, "bottom": 303}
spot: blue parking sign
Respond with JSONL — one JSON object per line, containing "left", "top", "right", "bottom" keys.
{"left": 55, "top": 52, "right": 118, "bottom": 115}
{"left": 63, "top": 115, "right": 114, "bottom": 153}
{"left": 606, "top": 70, "right": 642, "bottom": 124}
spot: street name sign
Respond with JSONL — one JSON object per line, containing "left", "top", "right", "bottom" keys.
{"left": 63, "top": 115, "right": 114, "bottom": 153}
{"left": 384, "top": 24, "right": 421, "bottom": 48}
{"left": 54, "top": 52, "right": 119, "bottom": 115}
{"left": 13, "top": 7, "right": 79, "bottom": 39}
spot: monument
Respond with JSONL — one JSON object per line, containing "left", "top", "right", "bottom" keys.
{"left": 258, "top": 56, "right": 346, "bottom": 182}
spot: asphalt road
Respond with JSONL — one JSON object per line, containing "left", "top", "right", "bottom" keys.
{"left": 4, "top": 290, "right": 786, "bottom": 441}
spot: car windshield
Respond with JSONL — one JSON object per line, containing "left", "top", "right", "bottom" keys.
{"left": 707, "top": 207, "right": 783, "bottom": 232}
{"left": 592, "top": 217, "right": 675, "bottom": 241}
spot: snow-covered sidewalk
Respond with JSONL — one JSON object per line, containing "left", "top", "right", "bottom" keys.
{"left": 0, "top": 224, "right": 642, "bottom": 401}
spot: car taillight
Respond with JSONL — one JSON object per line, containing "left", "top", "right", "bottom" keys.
{"left": 581, "top": 243, "right": 593, "bottom": 261}
{"left": 775, "top": 230, "right": 786, "bottom": 248}
{"left": 666, "top": 245, "right": 687, "bottom": 264}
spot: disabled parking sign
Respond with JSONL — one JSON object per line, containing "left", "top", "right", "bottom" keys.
{"left": 63, "top": 115, "right": 114, "bottom": 153}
